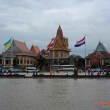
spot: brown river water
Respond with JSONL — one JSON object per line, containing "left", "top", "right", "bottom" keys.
{"left": 0, "top": 78, "right": 110, "bottom": 110}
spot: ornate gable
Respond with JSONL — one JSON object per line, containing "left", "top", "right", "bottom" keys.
{"left": 30, "top": 45, "right": 41, "bottom": 56}
{"left": 8, "top": 40, "right": 20, "bottom": 51}
{"left": 95, "top": 42, "right": 107, "bottom": 53}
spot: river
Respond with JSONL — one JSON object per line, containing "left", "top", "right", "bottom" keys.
{"left": 0, "top": 78, "right": 110, "bottom": 110}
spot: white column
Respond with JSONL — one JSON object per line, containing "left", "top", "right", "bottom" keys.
{"left": 22, "top": 57, "right": 24, "bottom": 65}
{"left": 11, "top": 57, "right": 13, "bottom": 67}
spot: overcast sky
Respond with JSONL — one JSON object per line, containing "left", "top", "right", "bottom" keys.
{"left": 0, "top": 0, "right": 110, "bottom": 56}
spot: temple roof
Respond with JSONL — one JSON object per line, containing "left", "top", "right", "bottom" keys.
{"left": 30, "top": 45, "right": 41, "bottom": 56}
{"left": 94, "top": 42, "right": 107, "bottom": 53}
{"left": 56, "top": 25, "right": 63, "bottom": 37}
{"left": 86, "top": 42, "right": 110, "bottom": 59}
{"left": 14, "top": 40, "right": 30, "bottom": 52}
{"left": 3, "top": 40, "right": 36, "bottom": 57}
{"left": 48, "top": 25, "right": 70, "bottom": 52}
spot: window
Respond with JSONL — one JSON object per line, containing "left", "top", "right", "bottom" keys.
{"left": 30, "top": 60, "right": 33, "bottom": 64}
{"left": 55, "top": 53, "right": 58, "bottom": 57}
{"left": 24, "top": 58, "right": 26, "bottom": 64}
{"left": 27, "top": 59, "right": 29, "bottom": 64}
{"left": 60, "top": 52, "right": 63, "bottom": 57}
{"left": 20, "top": 59, "right": 22, "bottom": 64}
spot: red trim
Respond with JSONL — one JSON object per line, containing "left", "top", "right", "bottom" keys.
{"left": 77, "top": 37, "right": 85, "bottom": 44}
{"left": 47, "top": 37, "right": 54, "bottom": 48}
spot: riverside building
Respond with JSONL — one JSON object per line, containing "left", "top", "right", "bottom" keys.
{"left": 86, "top": 42, "right": 110, "bottom": 68}
{"left": 2, "top": 40, "right": 40, "bottom": 67}
{"left": 46, "top": 25, "right": 70, "bottom": 65}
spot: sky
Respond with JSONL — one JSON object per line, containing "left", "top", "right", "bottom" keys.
{"left": 0, "top": 0, "right": 110, "bottom": 57}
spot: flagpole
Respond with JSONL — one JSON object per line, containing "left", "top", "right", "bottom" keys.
{"left": 53, "top": 37, "right": 55, "bottom": 65}
{"left": 85, "top": 36, "right": 87, "bottom": 75}
{"left": 74, "top": 36, "right": 86, "bottom": 75}
{"left": 11, "top": 37, "right": 13, "bottom": 67}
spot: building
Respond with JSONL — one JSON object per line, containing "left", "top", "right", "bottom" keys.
{"left": 0, "top": 54, "right": 2, "bottom": 66}
{"left": 46, "top": 25, "right": 70, "bottom": 65}
{"left": 2, "top": 40, "right": 40, "bottom": 67}
{"left": 86, "top": 42, "right": 110, "bottom": 68}
{"left": 30, "top": 45, "right": 41, "bottom": 56}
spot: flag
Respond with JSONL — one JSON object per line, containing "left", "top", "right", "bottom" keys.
{"left": 4, "top": 38, "right": 13, "bottom": 50}
{"left": 41, "top": 49, "right": 50, "bottom": 55}
{"left": 47, "top": 38, "right": 54, "bottom": 49}
{"left": 74, "top": 37, "right": 85, "bottom": 47}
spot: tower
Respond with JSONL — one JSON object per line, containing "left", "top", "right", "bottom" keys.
{"left": 56, "top": 25, "right": 63, "bottom": 37}
{"left": 47, "top": 25, "right": 70, "bottom": 65}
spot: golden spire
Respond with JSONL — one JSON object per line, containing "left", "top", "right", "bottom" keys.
{"left": 56, "top": 25, "right": 63, "bottom": 37}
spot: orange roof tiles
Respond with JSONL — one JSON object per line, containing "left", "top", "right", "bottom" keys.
{"left": 30, "top": 45, "right": 41, "bottom": 56}
{"left": 14, "top": 40, "right": 30, "bottom": 52}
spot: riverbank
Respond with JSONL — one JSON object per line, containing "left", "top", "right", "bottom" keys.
{"left": 0, "top": 74, "right": 110, "bottom": 78}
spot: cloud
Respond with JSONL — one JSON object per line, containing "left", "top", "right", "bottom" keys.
{"left": 0, "top": 0, "right": 110, "bottom": 56}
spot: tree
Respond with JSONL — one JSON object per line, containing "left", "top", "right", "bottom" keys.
{"left": 37, "top": 55, "right": 46, "bottom": 70}
{"left": 69, "top": 54, "right": 85, "bottom": 67}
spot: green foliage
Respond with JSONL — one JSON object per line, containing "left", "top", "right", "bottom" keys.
{"left": 37, "top": 55, "right": 46, "bottom": 70}
{"left": 73, "top": 68, "right": 78, "bottom": 76}
{"left": 69, "top": 55, "right": 85, "bottom": 67}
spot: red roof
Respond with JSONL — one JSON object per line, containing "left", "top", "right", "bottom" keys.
{"left": 14, "top": 40, "right": 30, "bottom": 52}
{"left": 3, "top": 40, "right": 37, "bottom": 57}
{"left": 30, "top": 45, "right": 41, "bottom": 56}
{"left": 87, "top": 52, "right": 110, "bottom": 58}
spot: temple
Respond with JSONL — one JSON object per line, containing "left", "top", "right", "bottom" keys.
{"left": 2, "top": 40, "right": 40, "bottom": 67}
{"left": 46, "top": 25, "right": 70, "bottom": 65}
{"left": 86, "top": 42, "right": 110, "bottom": 68}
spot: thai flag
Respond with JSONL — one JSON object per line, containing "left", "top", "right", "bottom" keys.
{"left": 74, "top": 37, "right": 85, "bottom": 47}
